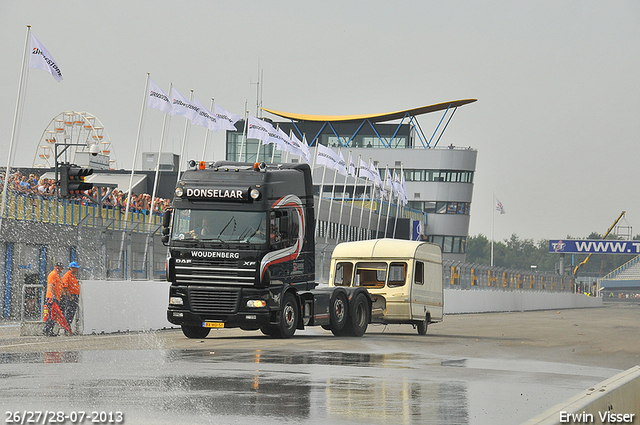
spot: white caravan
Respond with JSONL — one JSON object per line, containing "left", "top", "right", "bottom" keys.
{"left": 328, "top": 239, "right": 443, "bottom": 334}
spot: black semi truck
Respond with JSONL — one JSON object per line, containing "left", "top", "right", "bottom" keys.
{"left": 163, "top": 160, "right": 371, "bottom": 338}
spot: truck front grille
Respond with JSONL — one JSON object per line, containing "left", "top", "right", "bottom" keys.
{"left": 175, "top": 258, "right": 256, "bottom": 286}
{"left": 189, "top": 287, "right": 240, "bottom": 314}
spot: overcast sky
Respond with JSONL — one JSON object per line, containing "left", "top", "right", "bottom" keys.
{"left": 1, "top": 1, "right": 639, "bottom": 242}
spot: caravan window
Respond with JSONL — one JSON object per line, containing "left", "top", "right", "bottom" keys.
{"left": 334, "top": 262, "right": 353, "bottom": 287}
{"left": 388, "top": 262, "right": 407, "bottom": 287}
{"left": 355, "top": 262, "right": 387, "bottom": 289}
{"left": 414, "top": 261, "right": 424, "bottom": 285}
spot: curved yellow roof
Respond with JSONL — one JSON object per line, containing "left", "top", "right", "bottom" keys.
{"left": 262, "top": 99, "right": 477, "bottom": 123}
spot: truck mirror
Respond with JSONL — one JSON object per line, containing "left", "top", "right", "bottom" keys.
{"left": 162, "top": 210, "right": 172, "bottom": 228}
{"left": 162, "top": 227, "right": 170, "bottom": 235}
{"left": 161, "top": 235, "right": 169, "bottom": 245}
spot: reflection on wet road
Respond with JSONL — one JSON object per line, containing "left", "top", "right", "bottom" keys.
{"left": 0, "top": 344, "right": 620, "bottom": 425}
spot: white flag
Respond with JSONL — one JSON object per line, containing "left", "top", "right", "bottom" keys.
{"left": 192, "top": 98, "right": 219, "bottom": 132}
{"left": 267, "top": 126, "right": 291, "bottom": 151}
{"left": 495, "top": 197, "right": 506, "bottom": 214}
{"left": 247, "top": 115, "right": 272, "bottom": 144}
{"left": 315, "top": 143, "right": 340, "bottom": 170}
{"left": 291, "top": 132, "right": 311, "bottom": 164}
{"left": 215, "top": 104, "right": 241, "bottom": 131}
{"left": 171, "top": 87, "right": 200, "bottom": 121}
{"left": 400, "top": 173, "right": 408, "bottom": 206}
{"left": 336, "top": 152, "right": 348, "bottom": 177}
{"left": 372, "top": 163, "right": 383, "bottom": 191}
{"left": 393, "top": 171, "right": 402, "bottom": 197}
{"left": 348, "top": 153, "right": 357, "bottom": 178}
{"left": 385, "top": 168, "right": 397, "bottom": 197}
{"left": 29, "top": 33, "right": 63, "bottom": 82}
{"left": 147, "top": 79, "right": 172, "bottom": 114}
{"left": 358, "top": 158, "right": 376, "bottom": 181}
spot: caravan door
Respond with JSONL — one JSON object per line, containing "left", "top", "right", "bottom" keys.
{"left": 410, "top": 260, "right": 428, "bottom": 320}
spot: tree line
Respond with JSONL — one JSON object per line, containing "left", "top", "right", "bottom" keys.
{"left": 465, "top": 233, "right": 640, "bottom": 277}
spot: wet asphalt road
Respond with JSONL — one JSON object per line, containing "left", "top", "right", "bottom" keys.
{"left": 1, "top": 303, "right": 638, "bottom": 425}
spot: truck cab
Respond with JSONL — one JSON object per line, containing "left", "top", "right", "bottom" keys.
{"left": 328, "top": 239, "right": 443, "bottom": 334}
{"left": 164, "top": 161, "right": 371, "bottom": 339}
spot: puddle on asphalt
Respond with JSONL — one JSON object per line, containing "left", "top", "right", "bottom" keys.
{"left": 0, "top": 348, "right": 616, "bottom": 425}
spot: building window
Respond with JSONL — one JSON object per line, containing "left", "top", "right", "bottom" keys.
{"left": 427, "top": 235, "right": 467, "bottom": 254}
{"left": 402, "top": 168, "right": 474, "bottom": 183}
{"left": 407, "top": 201, "right": 470, "bottom": 215}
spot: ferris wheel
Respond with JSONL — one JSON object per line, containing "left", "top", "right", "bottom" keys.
{"left": 32, "top": 111, "right": 117, "bottom": 169}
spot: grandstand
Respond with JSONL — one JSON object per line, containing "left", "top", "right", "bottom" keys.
{"left": 600, "top": 255, "right": 640, "bottom": 291}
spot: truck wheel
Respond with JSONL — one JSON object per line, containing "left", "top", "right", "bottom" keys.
{"left": 329, "top": 292, "right": 348, "bottom": 332}
{"left": 181, "top": 324, "right": 211, "bottom": 339}
{"left": 260, "top": 326, "right": 277, "bottom": 337}
{"left": 275, "top": 292, "right": 298, "bottom": 339}
{"left": 417, "top": 320, "right": 428, "bottom": 335}
{"left": 341, "top": 293, "right": 369, "bottom": 337}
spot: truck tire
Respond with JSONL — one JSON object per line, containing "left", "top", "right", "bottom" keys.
{"left": 275, "top": 292, "right": 298, "bottom": 339}
{"left": 340, "top": 292, "right": 369, "bottom": 337}
{"left": 417, "top": 320, "right": 428, "bottom": 335}
{"left": 329, "top": 292, "right": 348, "bottom": 333}
{"left": 260, "top": 326, "right": 277, "bottom": 337}
{"left": 181, "top": 324, "right": 211, "bottom": 339}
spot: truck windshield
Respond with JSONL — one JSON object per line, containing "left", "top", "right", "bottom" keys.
{"left": 172, "top": 209, "right": 267, "bottom": 243}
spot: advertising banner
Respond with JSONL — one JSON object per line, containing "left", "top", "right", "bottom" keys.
{"left": 549, "top": 239, "right": 640, "bottom": 254}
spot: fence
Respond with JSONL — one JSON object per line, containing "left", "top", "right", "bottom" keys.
{"left": 0, "top": 191, "right": 167, "bottom": 320}
{"left": 443, "top": 260, "right": 575, "bottom": 292}
{"left": 1, "top": 190, "right": 162, "bottom": 229}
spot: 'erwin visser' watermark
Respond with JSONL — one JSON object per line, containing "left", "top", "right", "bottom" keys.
{"left": 560, "top": 410, "right": 635, "bottom": 423}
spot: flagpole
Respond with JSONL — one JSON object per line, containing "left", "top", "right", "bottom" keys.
{"left": 149, "top": 83, "right": 172, "bottom": 233}
{"left": 358, "top": 178, "right": 369, "bottom": 241}
{"left": 491, "top": 194, "right": 495, "bottom": 267}
{"left": 201, "top": 98, "right": 214, "bottom": 161}
{"left": 348, "top": 154, "right": 360, "bottom": 241}
{"left": 119, "top": 72, "right": 150, "bottom": 277}
{"left": 255, "top": 121, "right": 262, "bottom": 162}
{"left": 177, "top": 90, "right": 193, "bottom": 177}
{"left": 393, "top": 169, "right": 401, "bottom": 238}
{"left": 383, "top": 165, "right": 392, "bottom": 238}
{"left": 357, "top": 158, "right": 368, "bottom": 240}
{"left": 142, "top": 83, "right": 172, "bottom": 277}
{"left": 314, "top": 150, "right": 327, "bottom": 239}
{"left": 270, "top": 125, "right": 278, "bottom": 163}
{"left": 393, "top": 192, "right": 400, "bottom": 238}
{"left": 0, "top": 25, "right": 31, "bottom": 235}
{"left": 367, "top": 159, "right": 375, "bottom": 240}
{"left": 325, "top": 147, "right": 341, "bottom": 244}
{"left": 239, "top": 102, "right": 248, "bottom": 162}
{"left": 336, "top": 151, "right": 351, "bottom": 242}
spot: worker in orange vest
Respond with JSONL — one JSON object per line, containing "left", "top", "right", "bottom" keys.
{"left": 43, "top": 262, "right": 64, "bottom": 336}
{"left": 61, "top": 261, "right": 81, "bottom": 334}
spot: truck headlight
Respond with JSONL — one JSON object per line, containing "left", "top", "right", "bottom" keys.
{"left": 169, "top": 297, "right": 183, "bottom": 306}
{"left": 246, "top": 300, "right": 266, "bottom": 308}
{"left": 250, "top": 189, "right": 260, "bottom": 200}
{"left": 175, "top": 187, "right": 183, "bottom": 197}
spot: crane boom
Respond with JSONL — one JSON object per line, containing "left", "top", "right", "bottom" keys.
{"left": 573, "top": 211, "right": 626, "bottom": 277}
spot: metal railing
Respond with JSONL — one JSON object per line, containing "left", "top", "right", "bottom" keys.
{"left": 443, "top": 260, "right": 575, "bottom": 292}
{"left": 1, "top": 190, "right": 162, "bottom": 231}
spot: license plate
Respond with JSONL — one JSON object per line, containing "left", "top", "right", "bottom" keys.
{"left": 203, "top": 321, "right": 224, "bottom": 328}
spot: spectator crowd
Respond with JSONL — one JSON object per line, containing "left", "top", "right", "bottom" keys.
{"left": 0, "top": 170, "right": 170, "bottom": 215}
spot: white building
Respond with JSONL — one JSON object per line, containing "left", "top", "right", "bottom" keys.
{"left": 225, "top": 99, "right": 477, "bottom": 262}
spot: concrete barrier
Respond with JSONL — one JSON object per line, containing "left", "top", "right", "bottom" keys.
{"left": 444, "top": 288, "right": 602, "bottom": 314}
{"left": 524, "top": 366, "right": 640, "bottom": 424}
{"left": 79, "top": 279, "right": 172, "bottom": 335}
{"left": 21, "top": 282, "right": 602, "bottom": 336}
